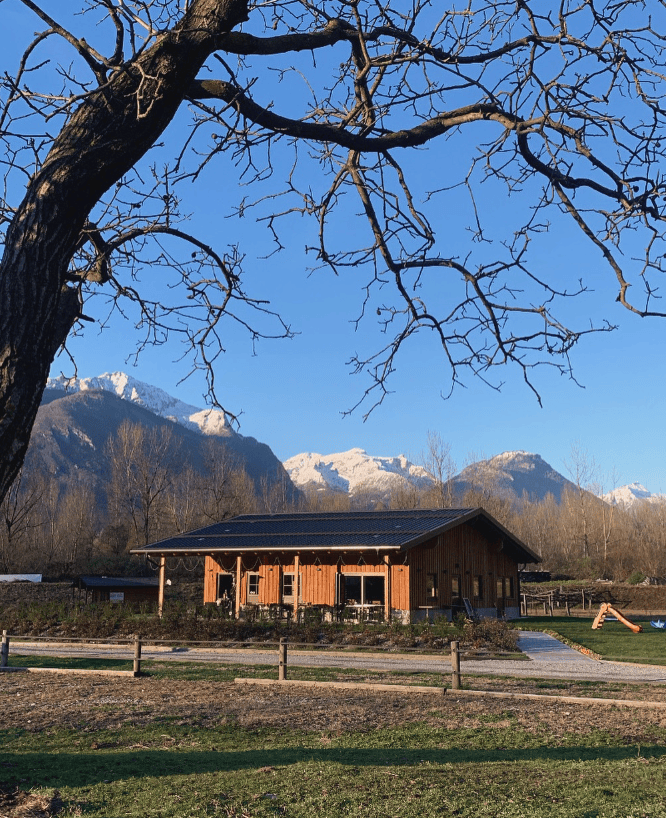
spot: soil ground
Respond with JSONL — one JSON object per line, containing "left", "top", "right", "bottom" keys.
{"left": 3, "top": 671, "right": 666, "bottom": 740}
{"left": 3, "top": 668, "right": 666, "bottom": 816}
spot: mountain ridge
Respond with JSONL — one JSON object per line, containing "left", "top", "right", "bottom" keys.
{"left": 47, "top": 372, "right": 233, "bottom": 437}
{"left": 41, "top": 372, "right": 663, "bottom": 510}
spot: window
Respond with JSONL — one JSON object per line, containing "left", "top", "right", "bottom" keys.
{"left": 426, "top": 573, "right": 438, "bottom": 599}
{"left": 473, "top": 575, "right": 483, "bottom": 599}
{"left": 496, "top": 578, "right": 505, "bottom": 599}
{"left": 506, "top": 576, "right": 514, "bottom": 599}
{"left": 247, "top": 573, "right": 260, "bottom": 598}
{"left": 341, "top": 574, "right": 385, "bottom": 606}
{"left": 281, "top": 572, "right": 301, "bottom": 601}
{"left": 217, "top": 573, "right": 234, "bottom": 600}
{"left": 451, "top": 575, "right": 461, "bottom": 601}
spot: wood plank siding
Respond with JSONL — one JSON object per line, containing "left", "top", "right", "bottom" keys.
{"left": 205, "top": 554, "right": 411, "bottom": 609}
{"left": 408, "top": 523, "right": 519, "bottom": 611}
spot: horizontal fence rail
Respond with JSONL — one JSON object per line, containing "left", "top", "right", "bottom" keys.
{"left": 0, "top": 631, "right": 463, "bottom": 688}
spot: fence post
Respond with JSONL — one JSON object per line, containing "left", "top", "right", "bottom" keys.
{"left": 0, "top": 630, "right": 8, "bottom": 668}
{"left": 278, "top": 637, "right": 288, "bottom": 681}
{"left": 450, "top": 640, "right": 461, "bottom": 690}
{"left": 133, "top": 636, "right": 142, "bottom": 677}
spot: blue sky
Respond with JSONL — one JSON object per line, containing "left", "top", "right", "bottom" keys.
{"left": 5, "top": 2, "right": 666, "bottom": 491}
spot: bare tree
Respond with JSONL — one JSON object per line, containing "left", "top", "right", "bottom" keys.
{"left": 107, "top": 421, "right": 182, "bottom": 546}
{"left": 194, "top": 442, "right": 258, "bottom": 522}
{"left": 420, "top": 432, "right": 456, "bottom": 508}
{"left": 0, "top": 468, "right": 43, "bottom": 572}
{"left": 2, "top": 1, "right": 666, "bottom": 505}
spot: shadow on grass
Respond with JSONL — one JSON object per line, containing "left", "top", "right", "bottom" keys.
{"left": 3, "top": 744, "right": 665, "bottom": 789}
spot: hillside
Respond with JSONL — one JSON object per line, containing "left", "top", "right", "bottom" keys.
{"left": 25, "top": 387, "right": 297, "bottom": 504}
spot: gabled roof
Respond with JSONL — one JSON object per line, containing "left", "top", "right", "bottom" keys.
{"left": 131, "top": 508, "right": 540, "bottom": 563}
{"left": 73, "top": 575, "right": 159, "bottom": 589}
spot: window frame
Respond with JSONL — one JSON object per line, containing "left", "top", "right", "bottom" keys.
{"left": 340, "top": 572, "right": 385, "bottom": 606}
{"left": 473, "top": 575, "right": 483, "bottom": 600}
{"left": 281, "top": 571, "right": 302, "bottom": 602}
{"left": 247, "top": 572, "right": 261, "bottom": 600}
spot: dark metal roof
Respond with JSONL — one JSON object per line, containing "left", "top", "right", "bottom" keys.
{"left": 131, "top": 508, "right": 540, "bottom": 563}
{"left": 73, "top": 576, "right": 159, "bottom": 589}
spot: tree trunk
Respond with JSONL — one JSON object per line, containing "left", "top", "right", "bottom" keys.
{"left": 0, "top": 0, "right": 248, "bottom": 503}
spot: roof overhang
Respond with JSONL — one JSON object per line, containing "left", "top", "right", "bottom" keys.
{"left": 130, "top": 544, "right": 402, "bottom": 556}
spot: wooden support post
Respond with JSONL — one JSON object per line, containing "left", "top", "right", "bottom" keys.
{"left": 450, "top": 640, "right": 461, "bottom": 690}
{"left": 133, "top": 636, "right": 142, "bottom": 677}
{"left": 0, "top": 630, "right": 9, "bottom": 668}
{"left": 293, "top": 554, "right": 300, "bottom": 623}
{"left": 384, "top": 554, "right": 391, "bottom": 623}
{"left": 565, "top": 600, "right": 571, "bottom": 616}
{"left": 235, "top": 555, "right": 242, "bottom": 620}
{"left": 278, "top": 637, "right": 288, "bottom": 681}
{"left": 158, "top": 556, "right": 166, "bottom": 618}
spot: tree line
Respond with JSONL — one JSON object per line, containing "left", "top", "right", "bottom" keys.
{"left": 0, "top": 421, "right": 272, "bottom": 576}
{"left": 1, "top": 423, "right": 662, "bottom": 582}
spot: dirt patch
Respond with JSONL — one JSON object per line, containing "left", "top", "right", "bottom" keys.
{"left": 0, "top": 785, "right": 62, "bottom": 817}
{"left": 2, "top": 672, "right": 666, "bottom": 743}
{"left": 3, "top": 672, "right": 666, "bottom": 816}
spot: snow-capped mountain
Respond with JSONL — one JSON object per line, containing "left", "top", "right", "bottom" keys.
{"left": 452, "top": 450, "right": 579, "bottom": 505}
{"left": 30, "top": 375, "right": 297, "bottom": 503}
{"left": 283, "top": 448, "right": 436, "bottom": 497}
{"left": 47, "top": 372, "right": 233, "bottom": 437}
{"left": 283, "top": 448, "right": 586, "bottom": 506}
{"left": 601, "top": 483, "right": 666, "bottom": 508}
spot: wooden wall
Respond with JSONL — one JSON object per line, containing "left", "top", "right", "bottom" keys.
{"left": 88, "top": 587, "right": 158, "bottom": 604}
{"left": 408, "top": 523, "right": 519, "bottom": 610}
{"left": 204, "top": 554, "right": 410, "bottom": 608}
{"left": 203, "top": 523, "right": 520, "bottom": 613}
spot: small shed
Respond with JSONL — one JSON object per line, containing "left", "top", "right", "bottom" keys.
{"left": 131, "top": 508, "right": 540, "bottom": 621}
{"left": 72, "top": 576, "right": 159, "bottom": 605}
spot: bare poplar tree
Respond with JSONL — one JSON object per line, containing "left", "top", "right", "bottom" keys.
{"left": 2, "top": 1, "right": 666, "bottom": 506}
{"left": 107, "top": 421, "right": 182, "bottom": 546}
{"left": 420, "top": 432, "right": 456, "bottom": 508}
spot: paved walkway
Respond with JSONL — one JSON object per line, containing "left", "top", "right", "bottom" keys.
{"left": 8, "top": 631, "right": 666, "bottom": 684}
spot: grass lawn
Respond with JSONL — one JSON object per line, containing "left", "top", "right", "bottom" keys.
{"left": 520, "top": 616, "right": 666, "bottom": 664}
{"left": 3, "top": 717, "right": 666, "bottom": 817}
{"left": 4, "top": 651, "right": 666, "bottom": 816}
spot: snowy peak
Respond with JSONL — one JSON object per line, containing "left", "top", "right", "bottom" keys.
{"left": 46, "top": 372, "right": 234, "bottom": 437}
{"left": 454, "top": 451, "right": 577, "bottom": 504}
{"left": 602, "top": 483, "right": 666, "bottom": 507}
{"left": 283, "top": 448, "right": 435, "bottom": 496}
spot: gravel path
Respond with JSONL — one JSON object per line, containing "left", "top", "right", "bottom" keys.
{"left": 9, "top": 630, "right": 666, "bottom": 684}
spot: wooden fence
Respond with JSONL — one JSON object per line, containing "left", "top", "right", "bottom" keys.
{"left": 0, "top": 630, "right": 464, "bottom": 688}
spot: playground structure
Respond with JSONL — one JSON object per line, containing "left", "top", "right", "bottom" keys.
{"left": 592, "top": 603, "right": 642, "bottom": 633}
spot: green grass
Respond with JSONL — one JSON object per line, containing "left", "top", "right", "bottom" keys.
{"left": 6, "top": 654, "right": 134, "bottom": 672}
{"left": 5, "top": 654, "right": 463, "bottom": 687}
{"left": 7, "top": 654, "right": 656, "bottom": 700}
{"left": 520, "top": 616, "right": 666, "bottom": 664}
{"left": 3, "top": 720, "right": 666, "bottom": 816}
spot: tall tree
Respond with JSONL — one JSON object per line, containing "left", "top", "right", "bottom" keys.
{"left": 107, "top": 421, "right": 182, "bottom": 546}
{"left": 2, "top": 1, "right": 666, "bottom": 504}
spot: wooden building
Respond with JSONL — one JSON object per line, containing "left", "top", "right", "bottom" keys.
{"left": 72, "top": 576, "right": 159, "bottom": 605}
{"left": 131, "top": 508, "right": 540, "bottom": 621}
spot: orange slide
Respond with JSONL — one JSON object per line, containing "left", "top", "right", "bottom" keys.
{"left": 592, "top": 602, "right": 642, "bottom": 633}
